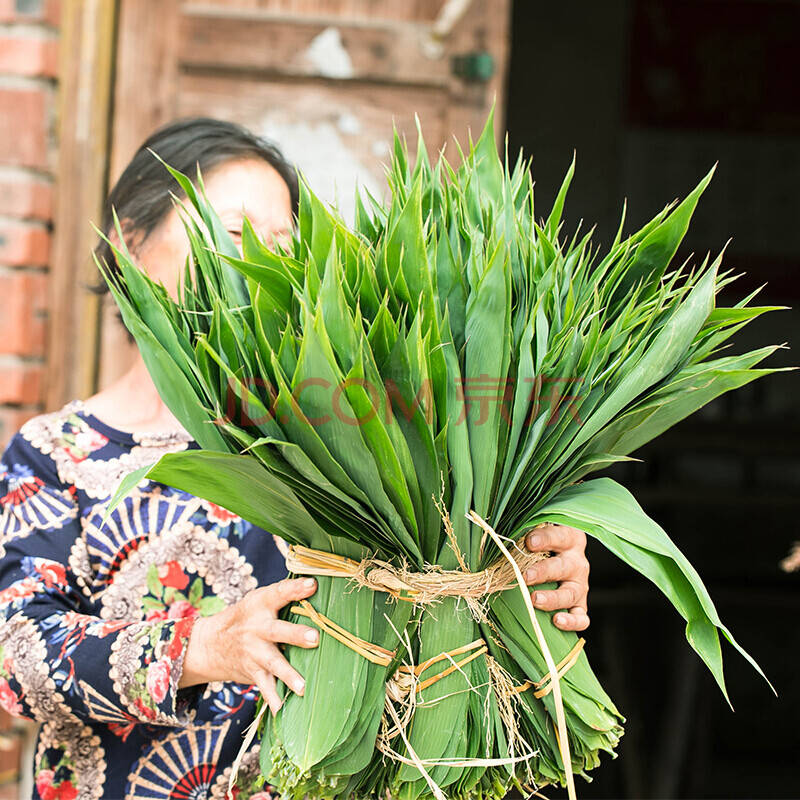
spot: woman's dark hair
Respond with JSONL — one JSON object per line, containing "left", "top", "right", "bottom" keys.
{"left": 93, "top": 117, "right": 299, "bottom": 293}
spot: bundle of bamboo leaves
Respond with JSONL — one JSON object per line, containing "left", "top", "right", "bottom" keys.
{"left": 102, "top": 113, "right": 783, "bottom": 800}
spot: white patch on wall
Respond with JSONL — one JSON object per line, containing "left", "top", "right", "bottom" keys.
{"left": 371, "top": 139, "right": 391, "bottom": 159}
{"left": 337, "top": 111, "right": 362, "bottom": 137}
{"left": 258, "top": 111, "right": 385, "bottom": 225}
{"left": 303, "top": 27, "right": 355, "bottom": 80}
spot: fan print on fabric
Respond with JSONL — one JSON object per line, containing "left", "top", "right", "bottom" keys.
{"left": 0, "top": 461, "right": 77, "bottom": 541}
{"left": 125, "top": 720, "right": 230, "bottom": 799}
{"left": 79, "top": 486, "right": 256, "bottom": 619}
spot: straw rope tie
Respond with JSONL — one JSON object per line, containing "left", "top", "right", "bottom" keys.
{"left": 514, "top": 638, "right": 586, "bottom": 699}
{"left": 391, "top": 638, "right": 488, "bottom": 696}
{"left": 284, "top": 540, "right": 549, "bottom": 607}
{"left": 290, "top": 599, "right": 396, "bottom": 666}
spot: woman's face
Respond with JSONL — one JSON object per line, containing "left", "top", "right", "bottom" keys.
{"left": 134, "top": 158, "right": 293, "bottom": 296}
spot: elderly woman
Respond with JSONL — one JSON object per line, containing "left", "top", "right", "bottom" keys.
{"left": 0, "top": 118, "right": 591, "bottom": 800}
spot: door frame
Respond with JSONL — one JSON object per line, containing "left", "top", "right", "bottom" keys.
{"left": 45, "top": 0, "right": 118, "bottom": 411}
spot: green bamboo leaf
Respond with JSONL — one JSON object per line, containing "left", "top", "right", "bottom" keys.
{"left": 611, "top": 165, "right": 715, "bottom": 305}
{"left": 218, "top": 250, "right": 300, "bottom": 311}
{"left": 519, "top": 478, "right": 774, "bottom": 701}
{"left": 276, "top": 577, "right": 375, "bottom": 772}
{"left": 143, "top": 450, "right": 341, "bottom": 553}
{"left": 100, "top": 462, "right": 155, "bottom": 530}
{"left": 463, "top": 242, "right": 512, "bottom": 522}
{"left": 569, "top": 258, "right": 721, "bottom": 453}
{"left": 396, "top": 600, "right": 480, "bottom": 788}
{"left": 102, "top": 276, "right": 228, "bottom": 453}
{"left": 470, "top": 106, "right": 503, "bottom": 203}
{"left": 317, "top": 242, "right": 360, "bottom": 374}
{"left": 544, "top": 155, "right": 575, "bottom": 240}
{"left": 391, "top": 213, "right": 435, "bottom": 337}
{"left": 439, "top": 312, "right": 474, "bottom": 567}
{"left": 291, "top": 310, "right": 421, "bottom": 561}
{"left": 341, "top": 348, "right": 419, "bottom": 539}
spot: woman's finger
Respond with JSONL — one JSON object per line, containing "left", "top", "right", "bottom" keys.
{"left": 531, "top": 581, "right": 585, "bottom": 612}
{"left": 260, "top": 618, "right": 319, "bottom": 649}
{"left": 525, "top": 554, "right": 586, "bottom": 586}
{"left": 259, "top": 643, "right": 307, "bottom": 698}
{"left": 553, "top": 607, "right": 591, "bottom": 632}
{"left": 526, "top": 524, "right": 585, "bottom": 553}
{"left": 253, "top": 669, "right": 282, "bottom": 716}
{"left": 253, "top": 577, "right": 317, "bottom": 613}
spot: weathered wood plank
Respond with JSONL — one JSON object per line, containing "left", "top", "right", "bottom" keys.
{"left": 45, "top": 0, "right": 117, "bottom": 410}
{"left": 179, "top": 14, "right": 451, "bottom": 87}
{"left": 182, "top": 0, "right": 441, "bottom": 22}
{"left": 442, "top": 0, "right": 513, "bottom": 148}
{"left": 109, "top": 0, "right": 181, "bottom": 183}
{"left": 99, "top": 0, "right": 182, "bottom": 390}
{"left": 176, "top": 71, "right": 448, "bottom": 187}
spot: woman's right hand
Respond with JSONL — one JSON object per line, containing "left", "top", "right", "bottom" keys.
{"left": 179, "top": 577, "right": 320, "bottom": 714}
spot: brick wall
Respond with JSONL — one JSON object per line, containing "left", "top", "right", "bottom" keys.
{"left": 0, "top": 0, "right": 61, "bottom": 793}
{"left": 0, "top": 0, "right": 60, "bottom": 449}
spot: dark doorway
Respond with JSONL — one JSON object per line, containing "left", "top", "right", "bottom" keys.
{"left": 505, "top": 2, "right": 800, "bottom": 798}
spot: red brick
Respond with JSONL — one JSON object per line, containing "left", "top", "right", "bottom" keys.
{"left": 0, "top": 362, "right": 42, "bottom": 404}
{"left": 0, "top": 405, "right": 37, "bottom": 446}
{"left": 0, "top": 0, "right": 60, "bottom": 26}
{"left": 0, "top": 36, "right": 58, "bottom": 78}
{"left": 0, "top": 271, "right": 47, "bottom": 356}
{"left": 0, "top": 221, "right": 50, "bottom": 266}
{"left": 0, "top": 88, "right": 48, "bottom": 169}
{"left": 0, "top": 175, "right": 52, "bottom": 219}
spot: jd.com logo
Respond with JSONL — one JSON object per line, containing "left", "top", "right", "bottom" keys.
{"left": 215, "top": 375, "right": 584, "bottom": 428}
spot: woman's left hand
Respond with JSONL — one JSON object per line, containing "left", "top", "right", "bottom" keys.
{"left": 523, "top": 524, "right": 590, "bottom": 632}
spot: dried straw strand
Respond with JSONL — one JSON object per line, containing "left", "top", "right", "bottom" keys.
{"left": 466, "top": 510, "right": 577, "bottom": 800}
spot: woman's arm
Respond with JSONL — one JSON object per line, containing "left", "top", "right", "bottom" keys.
{"left": 524, "top": 524, "right": 590, "bottom": 632}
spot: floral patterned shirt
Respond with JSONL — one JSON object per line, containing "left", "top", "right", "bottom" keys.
{"left": 0, "top": 400, "right": 288, "bottom": 800}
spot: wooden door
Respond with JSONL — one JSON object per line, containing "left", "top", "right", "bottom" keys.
{"left": 97, "top": 0, "right": 512, "bottom": 387}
